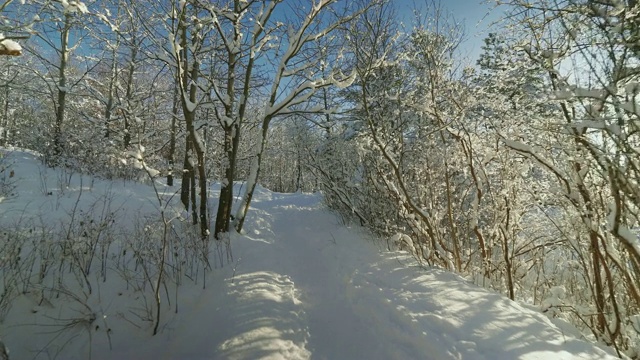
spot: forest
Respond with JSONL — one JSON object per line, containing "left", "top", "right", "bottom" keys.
{"left": 1, "top": 0, "right": 640, "bottom": 358}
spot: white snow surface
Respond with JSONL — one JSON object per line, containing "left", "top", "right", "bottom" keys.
{"left": 0, "top": 149, "right": 618, "bottom": 359}
{"left": 0, "top": 38, "right": 21, "bottom": 53}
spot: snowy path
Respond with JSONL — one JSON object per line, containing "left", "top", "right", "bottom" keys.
{"left": 264, "top": 195, "right": 389, "bottom": 360}
{"left": 1, "top": 151, "right": 619, "bottom": 360}
{"left": 155, "top": 189, "right": 617, "bottom": 360}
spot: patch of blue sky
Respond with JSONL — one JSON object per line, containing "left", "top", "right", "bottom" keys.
{"left": 397, "top": 0, "right": 503, "bottom": 65}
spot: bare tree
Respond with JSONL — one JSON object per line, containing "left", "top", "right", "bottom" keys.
{"left": 23, "top": 0, "right": 92, "bottom": 162}
{"left": 495, "top": 0, "right": 640, "bottom": 353}
{"left": 225, "top": 0, "right": 369, "bottom": 235}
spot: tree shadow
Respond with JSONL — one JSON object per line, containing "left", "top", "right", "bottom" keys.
{"left": 347, "top": 252, "right": 616, "bottom": 359}
{"left": 212, "top": 271, "right": 311, "bottom": 360}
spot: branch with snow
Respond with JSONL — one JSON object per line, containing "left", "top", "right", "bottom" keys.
{"left": 0, "top": 37, "right": 21, "bottom": 56}
{"left": 59, "top": 0, "right": 88, "bottom": 15}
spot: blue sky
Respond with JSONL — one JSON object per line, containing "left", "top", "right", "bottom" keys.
{"left": 398, "top": 0, "right": 502, "bottom": 64}
{"left": 445, "top": 0, "right": 502, "bottom": 62}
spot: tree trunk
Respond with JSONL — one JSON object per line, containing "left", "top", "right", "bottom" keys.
{"left": 196, "top": 140, "right": 208, "bottom": 237}
{"left": 122, "top": 36, "right": 137, "bottom": 149}
{"left": 575, "top": 161, "right": 607, "bottom": 334}
{"left": 215, "top": 123, "right": 238, "bottom": 239}
{"left": 1, "top": 80, "right": 9, "bottom": 146}
{"left": 181, "top": 133, "right": 193, "bottom": 211}
{"left": 296, "top": 144, "right": 303, "bottom": 192}
{"left": 501, "top": 196, "right": 515, "bottom": 301}
{"left": 590, "top": 229, "right": 606, "bottom": 334}
{"left": 234, "top": 117, "right": 270, "bottom": 233}
{"left": 185, "top": 66, "right": 207, "bottom": 236}
{"left": 214, "top": 4, "right": 241, "bottom": 239}
{"left": 104, "top": 37, "right": 119, "bottom": 140}
{"left": 167, "top": 79, "right": 179, "bottom": 186}
{"left": 190, "top": 162, "right": 198, "bottom": 225}
{"left": 179, "top": 18, "right": 208, "bottom": 238}
{"left": 53, "top": 14, "right": 72, "bottom": 159}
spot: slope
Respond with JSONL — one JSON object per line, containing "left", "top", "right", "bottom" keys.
{"left": 0, "top": 149, "right": 619, "bottom": 359}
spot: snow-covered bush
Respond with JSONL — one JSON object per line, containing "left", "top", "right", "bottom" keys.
{"left": 0, "top": 173, "right": 213, "bottom": 355}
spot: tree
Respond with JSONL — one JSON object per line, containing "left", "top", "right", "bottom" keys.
{"left": 495, "top": 0, "right": 640, "bottom": 354}
{"left": 260, "top": 117, "right": 317, "bottom": 193}
{"left": 24, "top": 0, "right": 92, "bottom": 162}
{"left": 227, "top": 0, "right": 367, "bottom": 235}
{"left": 340, "top": 0, "right": 480, "bottom": 270}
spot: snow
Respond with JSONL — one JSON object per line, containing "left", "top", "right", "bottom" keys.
{"left": 625, "top": 82, "right": 640, "bottom": 95}
{"left": 607, "top": 201, "right": 640, "bottom": 256}
{"left": 621, "top": 100, "right": 637, "bottom": 114}
{"left": 0, "top": 148, "right": 618, "bottom": 359}
{"left": 331, "top": 68, "right": 357, "bottom": 89}
{"left": 61, "top": 0, "right": 88, "bottom": 14}
{"left": 183, "top": 92, "right": 197, "bottom": 113}
{"left": 568, "top": 120, "right": 622, "bottom": 136}
{"left": 0, "top": 38, "right": 21, "bottom": 54}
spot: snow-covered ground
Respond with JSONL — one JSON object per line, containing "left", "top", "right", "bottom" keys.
{"left": 0, "top": 149, "right": 619, "bottom": 359}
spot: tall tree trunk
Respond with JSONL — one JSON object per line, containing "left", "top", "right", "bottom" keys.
{"left": 104, "top": 38, "right": 118, "bottom": 139}
{"left": 181, "top": 133, "right": 193, "bottom": 210}
{"left": 53, "top": 14, "right": 71, "bottom": 159}
{"left": 179, "top": 16, "right": 208, "bottom": 238}
{"left": 190, "top": 161, "right": 198, "bottom": 225}
{"left": 1, "top": 79, "right": 9, "bottom": 146}
{"left": 185, "top": 59, "right": 208, "bottom": 237}
{"left": 575, "top": 161, "right": 607, "bottom": 335}
{"left": 501, "top": 196, "right": 515, "bottom": 300}
{"left": 122, "top": 35, "right": 137, "bottom": 149}
{"left": 214, "top": 1, "right": 240, "bottom": 239}
{"left": 185, "top": 96, "right": 208, "bottom": 235}
{"left": 234, "top": 117, "right": 270, "bottom": 233}
{"left": 167, "top": 80, "right": 179, "bottom": 186}
{"left": 197, "top": 148, "right": 208, "bottom": 236}
{"left": 296, "top": 141, "right": 303, "bottom": 192}
{"left": 215, "top": 123, "right": 238, "bottom": 239}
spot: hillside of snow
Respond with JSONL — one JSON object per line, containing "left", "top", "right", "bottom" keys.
{"left": 0, "top": 149, "right": 619, "bottom": 359}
